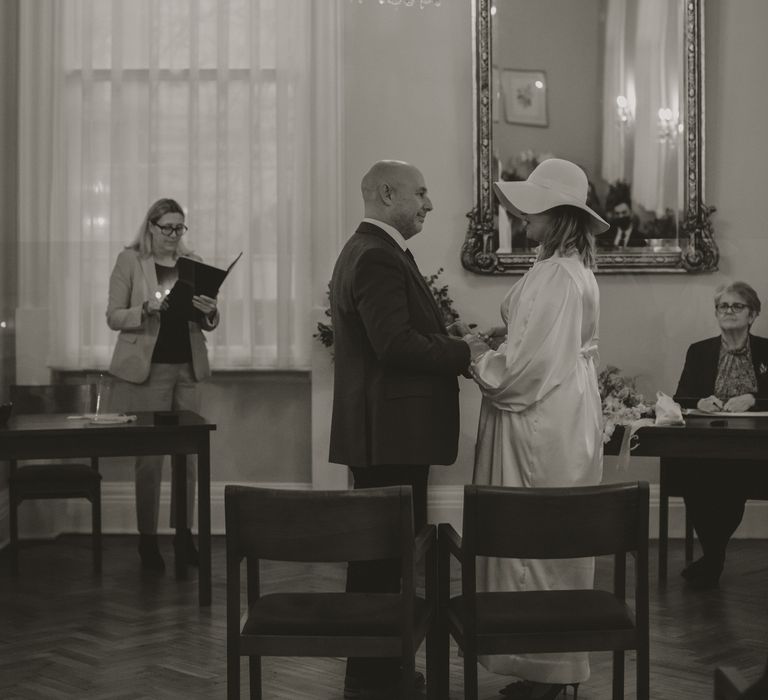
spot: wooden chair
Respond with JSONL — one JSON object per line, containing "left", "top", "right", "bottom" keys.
{"left": 224, "top": 484, "right": 438, "bottom": 700}
{"left": 8, "top": 384, "right": 102, "bottom": 573}
{"left": 714, "top": 659, "right": 768, "bottom": 699}
{"left": 714, "top": 667, "right": 749, "bottom": 700}
{"left": 439, "top": 482, "right": 650, "bottom": 700}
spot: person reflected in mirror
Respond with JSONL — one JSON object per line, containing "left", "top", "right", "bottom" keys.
{"left": 608, "top": 201, "right": 646, "bottom": 247}
{"left": 673, "top": 281, "right": 768, "bottom": 589}
{"left": 450, "top": 159, "right": 610, "bottom": 700}
{"left": 596, "top": 181, "right": 646, "bottom": 249}
{"left": 106, "top": 198, "right": 219, "bottom": 573}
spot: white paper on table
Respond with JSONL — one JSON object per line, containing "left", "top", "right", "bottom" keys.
{"left": 67, "top": 413, "right": 137, "bottom": 424}
{"left": 682, "top": 409, "right": 768, "bottom": 418}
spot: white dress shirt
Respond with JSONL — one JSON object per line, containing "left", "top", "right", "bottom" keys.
{"left": 362, "top": 217, "right": 408, "bottom": 252}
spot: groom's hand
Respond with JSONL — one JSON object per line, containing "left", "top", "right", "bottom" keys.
{"left": 447, "top": 320, "right": 474, "bottom": 337}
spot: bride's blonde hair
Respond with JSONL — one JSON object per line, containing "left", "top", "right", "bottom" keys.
{"left": 537, "top": 205, "right": 596, "bottom": 269}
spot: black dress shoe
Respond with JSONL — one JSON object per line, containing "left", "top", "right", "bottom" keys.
{"left": 683, "top": 556, "right": 723, "bottom": 590}
{"left": 685, "top": 568, "right": 722, "bottom": 590}
{"left": 344, "top": 671, "right": 425, "bottom": 699}
{"left": 173, "top": 528, "right": 199, "bottom": 566}
{"left": 138, "top": 534, "right": 165, "bottom": 573}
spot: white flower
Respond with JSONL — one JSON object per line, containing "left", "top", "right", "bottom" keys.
{"left": 599, "top": 366, "right": 652, "bottom": 443}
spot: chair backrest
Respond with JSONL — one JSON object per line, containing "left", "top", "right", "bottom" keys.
{"left": 10, "top": 384, "right": 96, "bottom": 415}
{"left": 225, "top": 484, "right": 414, "bottom": 564}
{"left": 715, "top": 658, "right": 768, "bottom": 700}
{"left": 462, "top": 482, "right": 649, "bottom": 560}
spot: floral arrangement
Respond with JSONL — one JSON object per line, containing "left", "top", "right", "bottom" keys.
{"left": 315, "top": 267, "right": 467, "bottom": 353}
{"left": 598, "top": 365, "right": 653, "bottom": 443}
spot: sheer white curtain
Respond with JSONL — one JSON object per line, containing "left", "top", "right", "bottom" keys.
{"left": 631, "top": 0, "right": 683, "bottom": 215}
{"left": 18, "top": 0, "right": 339, "bottom": 372}
{"left": 601, "top": 0, "right": 634, "bottom": 184}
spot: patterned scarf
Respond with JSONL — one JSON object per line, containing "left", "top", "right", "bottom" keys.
{"left": 715, "top": 338, "right": 758, "bottom": 401}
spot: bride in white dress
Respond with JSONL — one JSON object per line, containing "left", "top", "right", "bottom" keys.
{"left": 454, "top": 159, "right": 609, "bottom": 700}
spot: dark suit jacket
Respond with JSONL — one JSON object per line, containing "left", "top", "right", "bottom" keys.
{"left": 674, "top": 334, "right": 768, "bottom": 409}
{"left": 328, "top": 222, "right": 471, "bottom": 467}
{"left": 596, "top": 224, "right": 646, "bottom": 249}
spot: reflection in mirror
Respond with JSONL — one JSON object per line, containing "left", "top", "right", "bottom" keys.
{"left": 464, "top": 0, "right": 717, "bottom": 274}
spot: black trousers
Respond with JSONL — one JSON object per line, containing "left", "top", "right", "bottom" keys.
{"left": 679, "top": 459, "right": 768, "bottom": 568}
{"left": 345, "top": 464, "right": 429, "bottom": 687}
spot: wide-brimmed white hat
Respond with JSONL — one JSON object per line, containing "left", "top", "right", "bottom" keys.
{"left": 493, "top": 158, "right": 609, "bottom": 234}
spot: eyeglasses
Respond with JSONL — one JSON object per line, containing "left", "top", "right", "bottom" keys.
{"left": 715, "top": 302, "right": 749, "bottom": 314}
{"left": 152, "top": 222, "right": 188, "bottom": 237}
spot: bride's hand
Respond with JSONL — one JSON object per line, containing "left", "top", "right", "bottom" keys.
{"left": 480, "top": 325, "right": 507, "bottom": 350}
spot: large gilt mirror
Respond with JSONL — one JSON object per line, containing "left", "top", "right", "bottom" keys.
{"left": 463, "top": 0, "right": 717, "bottom": 274}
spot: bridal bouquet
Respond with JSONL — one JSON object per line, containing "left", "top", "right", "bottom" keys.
{"left": 598, "top": 366, "right": 653, "bottom": 443}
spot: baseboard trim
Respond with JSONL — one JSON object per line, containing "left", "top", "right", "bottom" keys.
{"left": 3, "top": 483, "right": 768, "bottom": 543}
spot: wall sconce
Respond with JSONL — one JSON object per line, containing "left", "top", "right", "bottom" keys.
{"left": 657, "top": 107, "right": 681, "bottom": 143}
{"left": 616, "top": 95, "right": 632, "bottom": 126}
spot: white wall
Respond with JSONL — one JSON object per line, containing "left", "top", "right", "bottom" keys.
{"left": 336, "top": 0, "right": 768, "bottom": 492}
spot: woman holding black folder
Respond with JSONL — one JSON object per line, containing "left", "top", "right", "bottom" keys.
{"left": 106, "top": 198, "right": 219, "bottom": 572}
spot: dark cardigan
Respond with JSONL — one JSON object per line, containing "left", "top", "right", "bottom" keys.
{"left": 674, "top": 334, "right": 768, "bottom": 410}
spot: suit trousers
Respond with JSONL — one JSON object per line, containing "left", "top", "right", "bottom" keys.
{"left": 345, "top": 464, "right": 429, "bottom": 687}
{"left": 121, "top": 363, "right": 199, "bottom": 534}
{"left": 681, "top": 458, "right": 768, "bottom": 567}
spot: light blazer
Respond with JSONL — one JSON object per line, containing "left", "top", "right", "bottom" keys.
{"left": 106, "top": 248, "right": 220, "bottom": 384}
{"left": 674, "top": 334, "right": 768, "bottom": 410}
{"left": 328, "top": 222, "right": 471, "bottom": 467}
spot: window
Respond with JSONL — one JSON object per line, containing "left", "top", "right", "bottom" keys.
{"left": 19, "top": 0, "right": 331, "bottom": 371}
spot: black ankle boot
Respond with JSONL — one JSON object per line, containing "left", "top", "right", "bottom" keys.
{"left": 681, "top": 556, "right": 709, "bottom": 580}
{"left": 138, "top": 534, "right": 166, "bottom": 572}
{"left": 685, "top": 557, "right": 723, "bottom": 590}
{"left": 173, "top": 528, "right": 199, "bottom": 566}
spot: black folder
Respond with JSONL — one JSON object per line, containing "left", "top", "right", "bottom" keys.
{"left": 166, "top": 252, "right": 242, "bottom": 321}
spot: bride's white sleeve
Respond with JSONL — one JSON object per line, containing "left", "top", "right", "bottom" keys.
{"left": 470, "top": 262, "right": 583, "bottom": 411}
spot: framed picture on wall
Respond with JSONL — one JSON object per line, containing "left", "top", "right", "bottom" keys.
{"left": 501, "top": 69, "right": 548, "bottom": 127}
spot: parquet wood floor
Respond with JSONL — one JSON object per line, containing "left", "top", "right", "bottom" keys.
{"left": 1, "top": 536, "right": 766, "bottom": 699}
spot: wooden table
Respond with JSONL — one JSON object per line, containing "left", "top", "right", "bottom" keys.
{"left": 0, "top": 410, "right": 216, "bottom": 606}
{"left": 609, "top": 415, "right": 768, "bottom": 581}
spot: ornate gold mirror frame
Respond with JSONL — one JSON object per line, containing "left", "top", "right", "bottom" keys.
{"left": 462, "top": 0, "right": 717, "bottom": 274}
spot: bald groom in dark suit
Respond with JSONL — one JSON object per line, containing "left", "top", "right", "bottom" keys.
{"left": 329, "top": 160, "right": 471, "bottom": 699}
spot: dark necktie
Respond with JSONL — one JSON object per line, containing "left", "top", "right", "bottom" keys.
{"left": 403, "top": 247, "right": 442, "bottom": 326}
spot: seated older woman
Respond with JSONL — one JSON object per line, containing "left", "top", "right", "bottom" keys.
{"left": 673, "top": 281, "right": 768, "bottom": 589}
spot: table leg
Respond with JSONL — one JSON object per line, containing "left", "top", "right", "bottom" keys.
{"left": 659, "top": 486, "right": 669, "bottom": 583}
{"left": 173, "top": 453, "right": 188, "bottom": 580}
{"left": 684, "top": 511, "right": 694, "bottom": 562}
{"left": 198, "top": 433, "right": 212, "bottom": 607}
